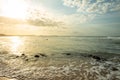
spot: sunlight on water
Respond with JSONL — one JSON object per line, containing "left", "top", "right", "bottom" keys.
{"left": 10, "top": 37, "right": 23, "bottom": 55}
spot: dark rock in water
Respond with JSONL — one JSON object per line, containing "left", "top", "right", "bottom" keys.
{"left": 16, "top": 56, "right": 19, "bottom": 58}
{"left": 87, "top": 55, "right": 93, "bottom": 57}
{"left": 92, "top": 56, "right": 101, "bottom": 61}
{"left": 66, "top": 53, "right": 71, "bottom": 56}
{"left": 111, "top": 67, "right": 118, "bottom": 71}
{"left": 39, "top": 53, "right": 47, "bottom": 57}
{"left": 63, "top": 53, "right": 71, "bottom": 56}
{"left": 34, "top": 55, "right": 40, "bottom": 58}
{"left": 21, "top": 54, "right": 25, "bottom": 56}
{"left": 34, "top": 53, "right": 47, "bottom": 58}
{"left": 25, "top": 59, "right": 29, "bottom": 61}
{"left": 21, "top": 53, "right": 27, "bottom": 59}
{"left": 85, "top": 54, "right": 107, "bottom": 61}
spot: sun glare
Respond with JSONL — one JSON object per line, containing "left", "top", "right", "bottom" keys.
{"left": 1, "top": 0, "right": 28, "bottom": 19}
{"left": 10, "top": 37, "right": 23, "bottom": 55}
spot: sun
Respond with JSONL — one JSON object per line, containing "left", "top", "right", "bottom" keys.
{"left": 1, "top": 0, "right": 28, "bottom": 19}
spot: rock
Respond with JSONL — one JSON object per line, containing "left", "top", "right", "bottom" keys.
{"left": 63, "top": 53, "right": 71, "bottom": 56}
{"left": 21, "top": 53, "right": 27, "bottom": 59}
{"left": 21, "top": 54, "right": 25, "bottom": 56}
{"left": 34, "top": 55, "right": 39, "bottom": 58}
{"left": 66, "top": 53, "right": 71, "bottom": 56}
{"left": 87, "top": 54, "right": 106, "bottom": 61}
{"left": 111, "top": 67, "right": 118, "bottom": 71}
{"left": 92, "top": 56, "right": 101, "bottom": 61}
{"left": 16, "top": 56, "right": 19, "bottom": 58}
{"left": 34, "top": 53, "right": 47, "bottom": 58}
{"left": 87, "top": 54, "right": 93, "bottom": 57}
{"left": 39, "top": 53, "right": 47, "bottom": 57}
{"left": 25, "top": 59, "right": 29, "bottom": 61}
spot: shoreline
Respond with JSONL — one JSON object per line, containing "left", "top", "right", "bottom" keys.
{"left": 0, "top": 52, "right": 120, "bottom": 80}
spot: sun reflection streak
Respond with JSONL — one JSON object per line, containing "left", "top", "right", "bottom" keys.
{"left": 10, "top": 37, "right": 23, "bottom": 55}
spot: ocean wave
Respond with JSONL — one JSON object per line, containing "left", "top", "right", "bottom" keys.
{"left": 0, "top": 52, "right": 119, "bottom": 80}
{"left": 107, "top": 36, "right": 120, "bottom": 40}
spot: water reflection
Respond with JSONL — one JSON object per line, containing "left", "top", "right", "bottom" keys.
{"left": 10, "top": 37, "right": 23, "bottom": 55}
{"left": 0, "top": 36, "right": 119, "bottom": 56}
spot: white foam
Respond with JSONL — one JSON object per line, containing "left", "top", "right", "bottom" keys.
{"left": 0, "top": 53, "right": 120, "bottom": 80}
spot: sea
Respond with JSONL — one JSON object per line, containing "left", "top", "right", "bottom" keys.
{"left": 0, "top": 36, "right": 120, "bottom": 80}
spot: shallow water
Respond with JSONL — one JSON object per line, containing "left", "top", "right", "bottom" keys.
{"left": 0, "top": 36, "right": 120, "bottom": 80}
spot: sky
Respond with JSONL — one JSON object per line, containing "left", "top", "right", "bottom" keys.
{"left": 0, "top": 0, "right": 120, "bottom": 36}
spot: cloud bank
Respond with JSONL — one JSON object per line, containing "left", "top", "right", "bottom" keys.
{"left": 63, "top": 0, "right": 120, "bottom": 14}
{"left": 26, "top": 9, "right": 64, "bottom": 27}
{"left": 63, "top": 14, "right": 96, "bottom": 24}
{"left": 63, "top": 0, "right": 120, "bottom": 24}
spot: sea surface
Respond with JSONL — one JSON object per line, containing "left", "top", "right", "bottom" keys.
{"left": 0, "top": 36, "right": 120, "bottom": 55}
{"left": 0, "top": 36, "right": 120, "bottom": 80}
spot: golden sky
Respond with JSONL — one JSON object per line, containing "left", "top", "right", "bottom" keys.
{"left": 0, "top": 0, "right": 120, "bottom": 36}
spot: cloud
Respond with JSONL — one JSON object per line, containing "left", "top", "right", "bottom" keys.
{"left": 63, "top": 0, "right": 120, "bottom": 14}
{"left": 26, "top": 8, "right": 64, "bottom": 27}
{"left": 63, "top": 14, "right": 96, "bottom": 24}
{"left": 27, "top": 18, "right": 64, "bottom": 27}
{"left": 62, "top": 0, "right": 120, "bottom": 24}
{"left": 0, "top": 16, "right": 25, "bottom": 25}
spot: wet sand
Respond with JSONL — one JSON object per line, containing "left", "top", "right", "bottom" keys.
{"left": 0, "top": 51, "right": 120, "bottom": 80}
